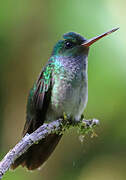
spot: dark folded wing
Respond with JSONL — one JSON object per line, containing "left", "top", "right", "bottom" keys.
{"left": 23, "top": 63, "right": 53, "bottom": 136}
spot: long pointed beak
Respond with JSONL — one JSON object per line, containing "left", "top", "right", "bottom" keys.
{"left": 82, "top": 27, "right": 119, "bottom": 47}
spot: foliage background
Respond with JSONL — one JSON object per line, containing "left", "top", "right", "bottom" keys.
{"left": 0, "top": 0, "right": 126, "bottom": 179}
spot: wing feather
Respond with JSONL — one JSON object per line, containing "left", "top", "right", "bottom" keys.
{"left": 23, "top": 63, "right": 53, "bottom": 136}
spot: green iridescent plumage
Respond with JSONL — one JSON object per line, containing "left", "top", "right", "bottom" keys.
{"left": 11, "top": 29, "right": 118, "bottom": 170}
{"left": 11, "top": 32, "right": 89, "bottom": 170}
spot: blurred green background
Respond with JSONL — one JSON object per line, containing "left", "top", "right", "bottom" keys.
{"left": 0, "top": 0, "right": 126, "bottom": 179}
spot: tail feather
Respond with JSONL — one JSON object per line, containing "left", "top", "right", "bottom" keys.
{"left": 11, "top": 134, "right": 62, "bottom": 170}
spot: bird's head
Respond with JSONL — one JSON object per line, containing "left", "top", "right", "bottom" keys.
{"left": 52, "top": 28, "right": 119, "bottom": 57}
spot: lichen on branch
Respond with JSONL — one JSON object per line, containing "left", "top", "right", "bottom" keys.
{"left": 0, "top": 117, "right": 99, "bottom": 179}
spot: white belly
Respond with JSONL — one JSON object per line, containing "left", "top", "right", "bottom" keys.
{"left": 46, "top": 68, "right": 88, "bottom": 122}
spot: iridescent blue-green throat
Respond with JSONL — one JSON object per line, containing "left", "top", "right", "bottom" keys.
{"left": 11, "top": 28, "right": 119, "bottom": 170}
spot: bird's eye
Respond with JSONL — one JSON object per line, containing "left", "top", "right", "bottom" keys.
{"left": 65, "top": 41, "right": 74, "bottom": 49}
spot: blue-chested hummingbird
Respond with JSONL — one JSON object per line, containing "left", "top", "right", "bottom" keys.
{"left": 11, "top": 28, "right": 119, "bottom": 170}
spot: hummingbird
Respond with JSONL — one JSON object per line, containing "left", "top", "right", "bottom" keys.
{"left": 11, "top": 27, "right": 119, "bottom": 170}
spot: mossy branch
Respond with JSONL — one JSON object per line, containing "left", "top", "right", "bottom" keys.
{"left": 0, "top": 118, "right": 99, "bottom": 179}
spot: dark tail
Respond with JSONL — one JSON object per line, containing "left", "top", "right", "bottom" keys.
{"left": 11, "top": 134, "right": 62, "bottom": 170}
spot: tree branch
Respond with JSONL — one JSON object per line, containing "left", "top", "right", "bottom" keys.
{"left": 0, "top": 118, "right": 99, "bottom": 179}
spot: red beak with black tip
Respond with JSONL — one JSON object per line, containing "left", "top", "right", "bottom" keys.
{"left": 82, "top": 27, "right": 119, "bottom": 47}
